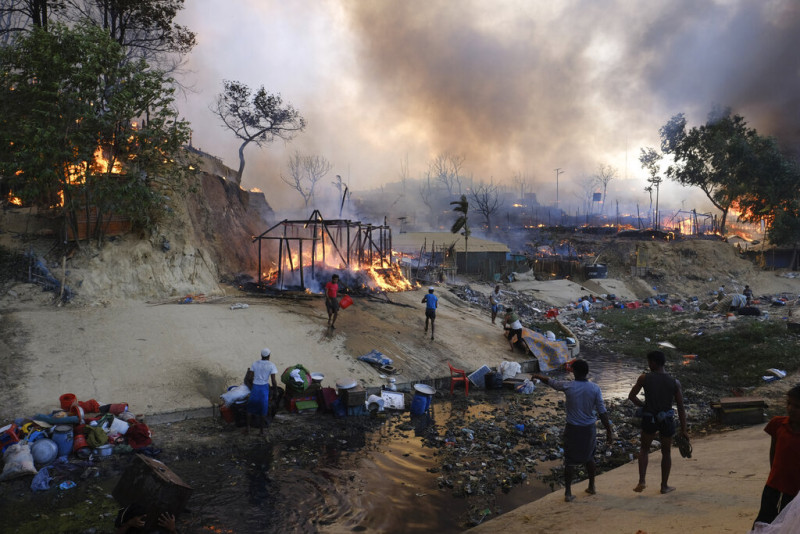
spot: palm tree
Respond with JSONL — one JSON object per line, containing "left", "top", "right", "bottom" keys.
{"left": 450, "top": 195, "right": 470, "bottom": 273}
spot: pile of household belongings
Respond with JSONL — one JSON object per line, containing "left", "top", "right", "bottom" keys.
{"left": 1, "top": 393, "right": 154, "bottom": 486}
{"left": 357, "top": 349, "right": 397, "bottom": 374}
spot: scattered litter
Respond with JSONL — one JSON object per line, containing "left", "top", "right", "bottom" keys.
{"left": 767, "top": 369, "right": 787, "bottom": 379}
{"left": 230, "top": 303, "right": 249, "bottom": 310}
{"left": 58, "top": 480, "right": 76, "bottom": 490}
{"left": 657, "top": 341, "right": 677, "bottom": 349}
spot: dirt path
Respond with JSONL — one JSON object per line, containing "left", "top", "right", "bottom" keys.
{"left": 469, "top": 424, "right": 768, "bottom": 533}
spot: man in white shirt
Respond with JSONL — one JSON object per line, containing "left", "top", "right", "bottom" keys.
{"left": 247, "top": 348, "right": 278, "bottom": 435}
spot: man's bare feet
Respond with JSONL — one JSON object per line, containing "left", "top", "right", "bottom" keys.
{"left": 633, "top": 483, "right": 646, "bottom": 492}
{"left": 660, "top": 486, "right": 676, "bottom": 494}
{"left": 585, "top": 486, "right": 596, "bottom": 495}
{"left": 564, "top": 494, "right": 575, "bottom": 502}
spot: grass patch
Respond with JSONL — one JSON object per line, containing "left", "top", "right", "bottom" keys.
{"left": 592, "top": 309, "right": 800, "bottom": 395}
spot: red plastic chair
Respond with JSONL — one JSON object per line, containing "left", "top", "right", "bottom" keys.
{"left": 448, "top": 362, "right": 469, "bottom": 396}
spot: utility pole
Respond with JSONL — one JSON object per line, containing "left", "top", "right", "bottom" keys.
{"left": 554, "top": 168, "right": 564, "bottom": 225}
{"left": 554, "top": 168, "right": 564, "bottom": 208}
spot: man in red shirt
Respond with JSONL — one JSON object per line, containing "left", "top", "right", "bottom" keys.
{"left": 325, "top": 274, "right": 340, "bottom": 328}
{"left": 754, "top": 384, "right": 800, "bottom": 526}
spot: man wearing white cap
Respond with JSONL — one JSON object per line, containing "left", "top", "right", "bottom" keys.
{"left": 421, "top": 286, "right": 438, "bottom": 341}
{"left": 247, "top": 348, "right": 278, "bottom": 435}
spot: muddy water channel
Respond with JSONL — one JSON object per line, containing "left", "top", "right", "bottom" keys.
{"left": 171, "top": 352, "right": 644, "bottom": 533}
{"left": 0, "top": 354, "right": 645, "bottom": 533}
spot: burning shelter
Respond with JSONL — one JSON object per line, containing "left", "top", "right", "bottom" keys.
{"left": 253, "top": 210, "right": 415, "bottom": 293}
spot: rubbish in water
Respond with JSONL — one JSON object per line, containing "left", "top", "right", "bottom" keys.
{"left": 766, "top": 368, "right": 787, "bottom": 379}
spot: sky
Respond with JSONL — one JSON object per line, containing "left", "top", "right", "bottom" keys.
{"left": 175, "top": 0, "right": 800, "bottom": 216}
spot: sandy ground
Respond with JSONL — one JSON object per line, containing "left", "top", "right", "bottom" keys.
{"left": 2, "top": 270, "right": 799, "bottom": 533}
{"left": 469, "top": 424, "right": 768, "bottom": 534}
{"left": 1, "top": 283, "right": 573, "bottom": 421}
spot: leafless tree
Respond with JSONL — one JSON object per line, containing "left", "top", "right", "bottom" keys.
{"left": 418, "top": 173, "right": 436, "bottom": 220}
{"left": 469, "top": 181, "right": 503, "bottom": 233}
{"left": 398, "top": 153, "right": 411, "bottom": 192}
{"left": 595, "top": 164, "right": 617, "bottom": 214}
{"left": 574, "top": 175, "right": 599, "bottom": 218}
{"left": 512, "top": 172, "right": 531, "bottom": 203}
{"left": 281, "top": 152, "right": 332, "bottom": 209}
{"left": 429, "top": 152, "right": 465, "bottom": 195}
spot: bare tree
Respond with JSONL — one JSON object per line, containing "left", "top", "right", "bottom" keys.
{"left": 211, "top": 80, "right": 305, "bottom": 184}
{"left": 398, "top": 153, "right": 410, "bottom": 192}
{"left": 418, "top": 173, "right": 436, "bottom": 221}
{"left": 429, "top": 152, "right": 465, "bottom": 195}
{"left": 640, "top": 147, "right": 663, "bottom": 230}
{"left": 595, "top": 164, "right": 617, "bottom": 214}
{"left": 512, "top": 172, "right": 530, "bottom": 203}
{"left": 281, "top": 151, "right": 332, "bottom": 209}
{"left": 573, "top": 175, "right": 598, "bottom": 218}
{"left": 469, "top": 182, "right": 503, "bottom": 233}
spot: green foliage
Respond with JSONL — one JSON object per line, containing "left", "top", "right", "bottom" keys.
{"left": 0, "top": 22, "right": 195, "bottom": 242}
{"left": 658, "top": 107, "right": 800, "bottom": 239}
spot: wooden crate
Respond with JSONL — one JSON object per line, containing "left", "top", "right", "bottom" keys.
{"left": 712, "top": 397, "right": 766, "bottom": 426}
{"left": 340, "top": 385, "right": 366, "bottom": 407}
{"left": 112, "top": 454, "right": 192, "bottom": 530}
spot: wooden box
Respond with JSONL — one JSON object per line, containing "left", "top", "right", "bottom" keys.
{"left": 112, "top": 454, "right": 193, "bottom": 530}
{"left": 341, "top": 385, "right": 366, "bottom": 407}
{"left": 712, "top": 397, "right": 767, "bottom": 426}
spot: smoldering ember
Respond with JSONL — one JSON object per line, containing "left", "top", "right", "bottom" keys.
{"left": 3, "top": 3, "right": 800, "bottom": 534}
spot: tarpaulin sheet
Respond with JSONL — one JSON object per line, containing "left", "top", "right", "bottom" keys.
{"left": 520, "top": 327, "right": 568, "bottom": 372}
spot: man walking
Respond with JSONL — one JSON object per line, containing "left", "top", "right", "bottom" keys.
{"left": 628, "top": 350, "right": 688, "bottom": 494}
{"left": 421, "top": 286, "right": 438, "bottom": 341}
{"left": 534, "top": 359, "right": 614, "bottom": 502}
{"left": 325, "top": 274, "right": 340, "bottom": 328}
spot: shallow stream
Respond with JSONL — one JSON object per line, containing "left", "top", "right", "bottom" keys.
{"left": 171, "top": 352, "right": 643, "bottom": 532}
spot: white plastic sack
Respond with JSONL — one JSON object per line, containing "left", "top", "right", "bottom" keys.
{"left": 499, "top": 361, "right": 522, "bottom": 380}
{"left": 366, "top": 395, "right": 385, "bottom": 412}
{"left": 751, "top": 491, "right": 800, "bottom": 533}
{"left": 101, "top": 416, "right": 129, "bottom": 435}
{"left": 220, "top": 384, "right": 250, "bottom": 406}
{"left": 0, "top": 442, "right": 37, "bottom": 481}
{"left": 545, "top": 330, "right": 556, "bottom": 341}
{"left": 515, "top": 379, "right": 536, "bottom": 394}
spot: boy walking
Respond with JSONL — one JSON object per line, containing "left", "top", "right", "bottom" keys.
{"left": 325, "top": 274, "right": 340, "bottom": 328}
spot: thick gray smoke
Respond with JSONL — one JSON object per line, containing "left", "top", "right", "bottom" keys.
{"left": 178, "top": 0, "right": 800, "bottom": 216}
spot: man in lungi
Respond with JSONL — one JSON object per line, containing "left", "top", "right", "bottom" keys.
{"left": 246, "top": 348, "right": 278, "bottom": 435}
{"left": 534, "top": 359, "right": 614, "bottom": 502}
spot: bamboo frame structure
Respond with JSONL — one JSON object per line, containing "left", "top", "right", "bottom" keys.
{"left": 253, "top": 210, "right": 393, "bottom": 290}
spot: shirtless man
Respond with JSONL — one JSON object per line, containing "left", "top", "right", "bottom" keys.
{"left": 628, "top": 350, "right": 688, "bottom": 494}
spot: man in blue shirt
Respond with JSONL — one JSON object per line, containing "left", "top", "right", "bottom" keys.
{"left": 535, "top": 359, "right": 614, "bottom": 502}
{"left": 421, "top": 286, "right": 438, "bottom": 341}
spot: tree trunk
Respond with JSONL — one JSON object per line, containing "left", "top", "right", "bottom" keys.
{"left": 719, "top": 208, "right": 728, "bottom": 235}
{"left": 235, "top": 140, "right": 249, "bottom": 185}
